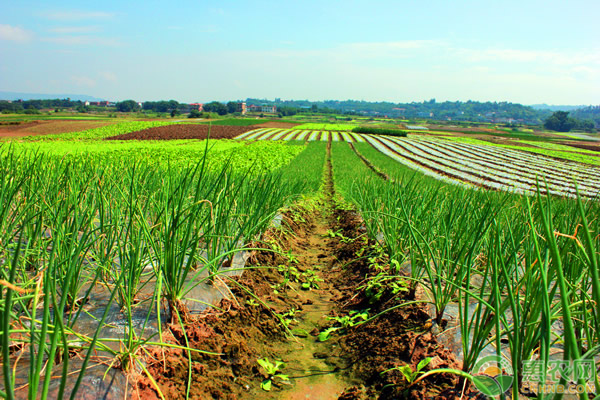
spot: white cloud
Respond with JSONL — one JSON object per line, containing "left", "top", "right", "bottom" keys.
{"left": 48, "top": 26, "right": 100, "bottom": 34}
{"left": 456, "top": 46, "right": 600, "bottom": 68}
{"left": 344, "top": 40, "right": 443, "bottom": 51}
{"left": 41, "top": 11, "right": 114, "bottom": 21}
{"left": 0, "top": 24, "right": 33, "bottom": 42}
{"left": 71, "top": 75, "right": 96, "bottom": 87}
{"left": 99, "top": 71, "right": 117, "bottom": 82}
{"left": 41, "top": 35, "right": 121, "bottom": 46}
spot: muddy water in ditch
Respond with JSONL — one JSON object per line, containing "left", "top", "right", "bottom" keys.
{"left": 260, "top": 144, "right": 355, "bottom": 399}
{"left": 272, "top": 214, "right": 355, "bottom": 399}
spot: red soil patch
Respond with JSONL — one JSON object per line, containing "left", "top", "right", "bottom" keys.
{"left": 0, "top": 120, "right": 117, "bottom": 138}
{"left": 566, "top": 142, "right": 600, "bottom": 152}
{"left": 105, "top": 124, "right": 257, "bottom": 140}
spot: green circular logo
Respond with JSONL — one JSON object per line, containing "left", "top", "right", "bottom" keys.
{"left": 472, "top": 355, "right": 514, "bottom": 397}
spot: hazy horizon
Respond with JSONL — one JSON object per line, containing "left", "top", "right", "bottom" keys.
{"left": 1, "top": 0, "right": 598, "bottom": 105}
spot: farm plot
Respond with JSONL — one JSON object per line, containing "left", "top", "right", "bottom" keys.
{"left": 105, "top": 124, "right": 257, "bottom": 140}
{"left": 0, "top": 120, "right": 119, "bottom": 138}
{"left": 237, "top": 128, "right": 600, "bottom": 198}
{"left": 0, "top": 141, "right": 313, "bottom": 399}
{"left": 23, "top": 120, "right": 181, "bottom": 141}
{"left": 362, "top": 134, "right": 600, "bottom": 198}
{"left": 235, "top": 127, "right": 365, "bottom": 142}
{"left": 3, "top": 125, "right": 600, "bottom": 399}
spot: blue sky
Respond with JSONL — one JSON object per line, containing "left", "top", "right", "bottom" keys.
{"left": 0, "top": 0, "right": 598, "bottom": 104}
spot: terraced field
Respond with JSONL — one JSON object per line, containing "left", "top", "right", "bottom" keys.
{"left": 236, "top": 128, "right": 600, "bottom": 198}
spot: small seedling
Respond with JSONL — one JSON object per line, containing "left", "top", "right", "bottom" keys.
{"left": 326, "top": 229, "right": 343, "bottom": 238}
{"left": 277, "top": 264, "right": 301, "bottom": 283}
{"left": 301, "top": 269, "right": 323, "bottom": 290}
{"left": 325, "top": 229, "right": 353, "bottom": 243}
{"left": 318, "top": 310, "right": 369, "bottom": 341}
{"left": 318, "top": 327, "right": 339, "bottom": 342}
{"left": 246, "top": 298, "right": 259, "bottom": 307}
{"left": 257, "top": 358, "right": 290, "bottom": 391}
{"left": 361, "top": 272, "right": 408, "bottom": 304}
{"left": 381, "top": 357, "right": 432, "bottom": 383}
{"left": 276, "top": 308, "right": 299, "bottom": 328}
{"left": 285, "top": 250, "right": 299, "bottom": 265}
{"left": 329, "top": 310, "right": 369, "bottom": 328}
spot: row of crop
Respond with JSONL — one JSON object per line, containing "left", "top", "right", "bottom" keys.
{"left": 4, "top": 139, "right": 303, "bottom": 174}
{"left": 0, "top": 141, "right": 313, "bottom": 398}
{"left": 351, "top": 126, "right": 407, "bottom": 136}
{"left": 363, "top": 134, "right": 600, "bottom": 198}
{"left": 330, "top": 142, "right": 380, "bottom": 196}
{"left": 429, "top": 135, "right": 600, "bottom": 179}
{"left": 235, "top": 128, "right": 366, "bottom": 142}
{"left": 431, "top": 138, "right": 600, "bottom": 185}
{"left": 23, "top": 120, "right": 182, "bottom": 141}
{"left": 347, "top": 168, "right": 600, "bottom": 398}
{"left": 389, "top": 136, "right": 599, "bottom": 197}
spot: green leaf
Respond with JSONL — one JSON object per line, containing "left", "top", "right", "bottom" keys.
{"left": 261, "top": 379, "right": 272, "bottom": 391}
{"left": 291, "top": 328, "right": 309, "bottom": 337}
{"left": 318, "top": 327, "right": 338, "bottom": 342}
{"left": 398, "top": 365, "right": 415, "bottom": 382}
{"left": 495, "top": 375, "right": 513, "bottom": 393}
{"left": 416, "top": 357, "right": 432, "bottom": 372}
{"left": 257, "top": 358, "right": 276, "bottom": 375}
{"left": 257, "top": 358, "right": 268, "bottom": 369}
{"left": 472, "top": 375, "right": 502, "bottom": 396}
{"left": 274, "top": 361, "right": 285, "bottom": 370}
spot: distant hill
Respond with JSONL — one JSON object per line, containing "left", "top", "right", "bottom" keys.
{"left": 0, "top": 91, "right": 104, "bottom": 102}
{"left": 530, "top": 104, "right": 586, "bottom": 112}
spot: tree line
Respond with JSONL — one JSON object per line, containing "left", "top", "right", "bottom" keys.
{"left": 544, "top": 111, "right": 596, "bottom": 133}
{"left": 0, "top": 99, "right": 85, "bottom": 113}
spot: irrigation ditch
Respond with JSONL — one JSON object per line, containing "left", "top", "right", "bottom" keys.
{"left": 130, "top": 139, "right": 462, "bottom": 399}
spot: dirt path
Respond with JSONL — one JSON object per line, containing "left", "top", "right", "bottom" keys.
{"left": 266, "top": 142, "right": 357, "bottom": 399}
{"left": 272, "top": 217, "right": 355, "bottom": 399}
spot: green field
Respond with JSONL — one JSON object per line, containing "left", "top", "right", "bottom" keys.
{"left": 1, "top": 120, "right": 600, "bottom": 399}
{"left": 291, "top": 122, "right": 358, "bottom": 131}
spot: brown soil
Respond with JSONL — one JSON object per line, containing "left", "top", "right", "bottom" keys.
{"left": 0, "top": 120, "right": 116, "bottom": 138}
{"left": 324, "top": 207, "right": 462, "bottom": 399}
{"left": 565, "top": 142, "right": 600, "bottom": 152}
{"left": 105, "top": 124, "right": 257, "bottom": 140}
{"left": 133, "top": 138, "right": 464, "bottom": 399}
